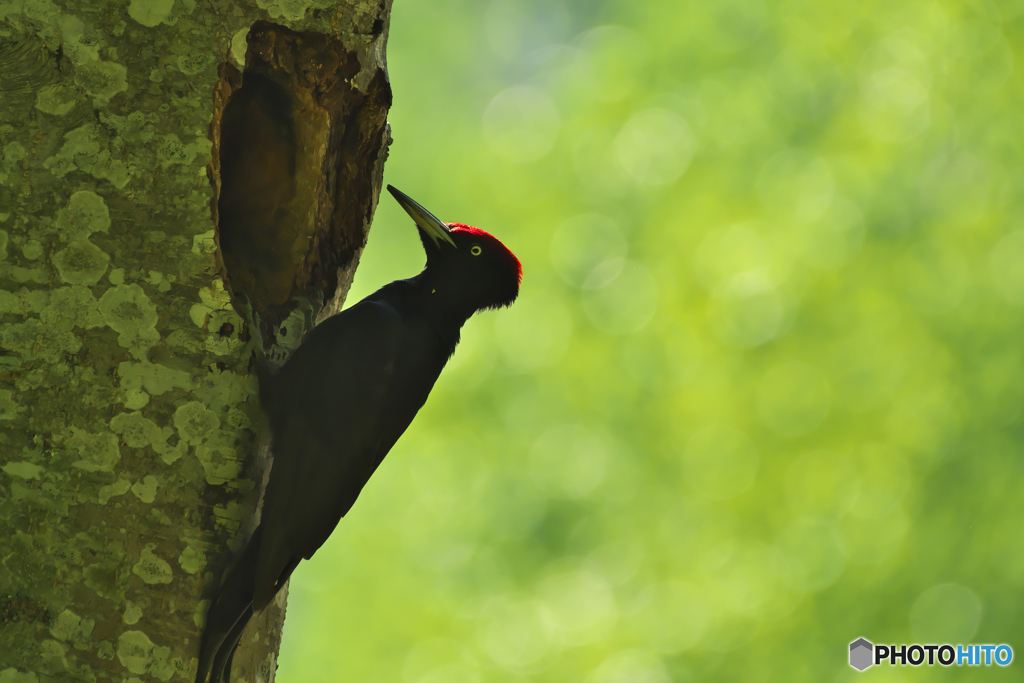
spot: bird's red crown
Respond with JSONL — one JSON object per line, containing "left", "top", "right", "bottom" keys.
{"left": 448, "top": 223, "right": 523, "bottom": 286}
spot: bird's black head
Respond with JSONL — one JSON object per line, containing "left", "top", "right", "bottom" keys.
{"left": 387, "top": 185, "right": 522, "bottom": 314}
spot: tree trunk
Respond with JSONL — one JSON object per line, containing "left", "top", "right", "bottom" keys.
{"left": 0, "top": 0, "right": 392, "bottom": 680}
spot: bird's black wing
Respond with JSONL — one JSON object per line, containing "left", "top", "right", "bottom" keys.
{"left": 252, "top": 299, "right": 405, "bottom": 610}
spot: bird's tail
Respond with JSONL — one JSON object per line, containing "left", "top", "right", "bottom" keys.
{"left": 194, "top": 526, "right": 262, "bottom": 683}
{"left": 252, "top": 520, "right": 296, "bottom": 612}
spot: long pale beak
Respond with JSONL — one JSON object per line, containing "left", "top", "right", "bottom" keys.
{"left": 387, "top": 185, "right": 457, "bottom": 248}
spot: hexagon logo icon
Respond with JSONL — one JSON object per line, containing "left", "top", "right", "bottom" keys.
{"left": 850, "top": 638, "right": 873, "bottom": 671}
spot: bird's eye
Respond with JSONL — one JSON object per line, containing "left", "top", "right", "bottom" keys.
{"left": 470, "top": 245, "right": 482, "bottom": 256}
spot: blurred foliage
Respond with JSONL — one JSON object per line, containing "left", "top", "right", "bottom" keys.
{"left": 278, "top": 0, "right": 1024, "bottom": 680}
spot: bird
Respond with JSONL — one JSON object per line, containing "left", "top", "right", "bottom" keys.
{"left": 194, "top": 186, "right": 522, "bottom": 683}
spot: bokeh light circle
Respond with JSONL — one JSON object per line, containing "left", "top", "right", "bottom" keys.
{"left": 708, "top": 272, "right": 784, "bottom": 348}
{"left": 530, "top": 423, "right": 611, "bottom": 499}
{"left": 615, "top": 109, "right": 696, "bottom": 187}
{"left": 860, "top": 67, "right": 930, "bottom": 142}
{"left": 581, "top": 259, "right": 659, "bottom": 334}
{"left": 539, "top": 569, "right": 617, "bottom": 644}
{"left": 909, "top": 583, "right": 982, "bottom": 643}
{"left": 775, "top": 518, "right": 846, "bottom": 592}
{"left": 550, "top": 214, "right": 627, "bottom": 287}
{"left": 478, "top": 596, "right": 554, "bottom": 670}
{"left": 483, "top": 85, "right": 560, "bottom": 162}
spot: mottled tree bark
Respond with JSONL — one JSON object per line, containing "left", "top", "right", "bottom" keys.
{"left": 0, "top": 0, "right": 392, "bottom": 680}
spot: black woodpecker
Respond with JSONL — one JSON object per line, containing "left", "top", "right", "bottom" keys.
{"left": 194, "top": 186, "right": 522, "bottom": 683}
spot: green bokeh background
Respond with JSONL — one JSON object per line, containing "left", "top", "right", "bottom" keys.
{"left": 279, "top": 0, "right": 1024, "bottom": 680}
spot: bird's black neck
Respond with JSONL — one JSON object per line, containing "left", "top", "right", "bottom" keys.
{"left": 369, "top": 274, "right": 470, "bottom": 357}
{"left": 417, "top": 272, "right": 472, "bottom": 355}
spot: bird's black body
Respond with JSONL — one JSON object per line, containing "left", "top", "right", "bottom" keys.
{"left": 195, "top": 187, "right": 521, "bottom": 683}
